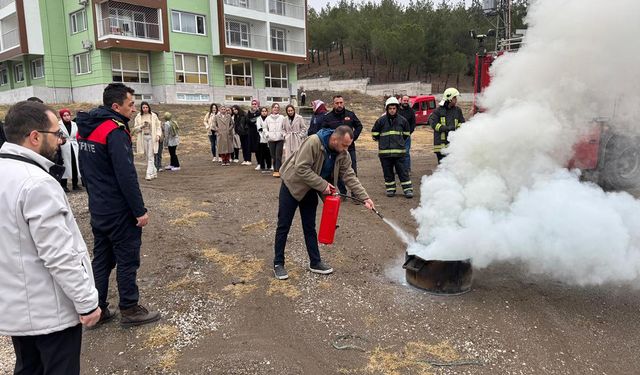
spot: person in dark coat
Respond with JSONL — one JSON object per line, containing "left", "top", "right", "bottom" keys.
{"left": 246, "top": 99, "right": 261, "bottom": 166}
{"left": 308, "top": 100, "right": 327, "bottom": 136}
{"left": 398, "top": 95, "right": 416, "bottom": 174}
{"left": 232, "top": 105, "right": 251, "bottom": 165}
{"left": 428, "top": 88, "right": 465, "bottom": 163}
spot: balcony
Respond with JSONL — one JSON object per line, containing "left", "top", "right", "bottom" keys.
{"left": 96, "top": 2, "right": 163, "bottom": 43}
{"left": 0, "top": 0, "right": 14, "bottom": 9}
{"left": 268, "top": 0, "right": 304, "bottom": 20}
{"left": 223, "top": 0, "right": 265, "bottom": 12}
{"left": 0, "top": 27, "right": 18, "bottom": 51}
{"left": 270, "top": 38, "right": 305, "bottom": 55}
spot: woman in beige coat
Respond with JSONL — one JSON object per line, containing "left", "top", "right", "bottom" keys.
{"left": 215, "top": 106, "right": 235, "bottom": 165}
{"left": 282, "top": 104, "right": 308, "bottom": 162}
{"left": 132, "top": 102, "right": 162, "bottom": 180}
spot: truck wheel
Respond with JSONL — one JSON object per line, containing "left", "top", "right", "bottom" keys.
{"left": 600, "top": 135, "right": 640, "bottom": 191}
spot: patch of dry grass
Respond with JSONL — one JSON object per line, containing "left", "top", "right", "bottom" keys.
{"left": 364, "top": 341, "right": 460, "bottom": 375}
{"left": 170, "top": 211, "right": 210, "bottom": 226}
{"left": 266, "top": 279, "right": 302, "bottom": 299}
{"left": 145, "top": 324, "right": 180, "bottom": 349}
{"left": 202, "top": 247, "right": 263, "bottom": 281}
{"left": 240, "top": 219, "right": 269, "bottom": 233}
{"left": 222, "top": 283, "right": 259, "bottom": 298}
{"left": 157, "top": 348, "right": 179, "bottom": 371}
{"left": 167, "top": 274, "right": 203, "bottom": 291}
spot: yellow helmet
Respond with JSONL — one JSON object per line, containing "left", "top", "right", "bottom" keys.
{"left": 443, "top": 87, "right": 460, "bottom": 101}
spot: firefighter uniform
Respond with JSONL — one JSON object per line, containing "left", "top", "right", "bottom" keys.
{"left": 372, "top": 100, "right": 413, "bottom": 198}
{"left": 428, "top": 104, "right": 465, "bottom": 163}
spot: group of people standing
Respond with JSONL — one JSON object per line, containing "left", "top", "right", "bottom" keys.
{"left": 204, "top": 100, "right": 308, "bottom": 177}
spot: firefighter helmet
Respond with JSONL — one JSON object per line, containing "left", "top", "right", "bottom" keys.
{"left": 443, "top": 87, "right": 460, "bottom": 101}
{"left": 385, "top": 96, "right": 400, "bottom": 109}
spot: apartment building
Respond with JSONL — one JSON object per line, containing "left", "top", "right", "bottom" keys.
{"left": 0, "top": 0, "right": 307, "bottom": 104}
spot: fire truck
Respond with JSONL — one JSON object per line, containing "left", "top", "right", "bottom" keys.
{"left": 472, "top": 2, "right": 640, "bottom": 192}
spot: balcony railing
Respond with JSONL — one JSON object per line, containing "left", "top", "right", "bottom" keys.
{"left": 224, "top": 0, "right": 265, "bottom": 12}
{"left": 97, "top": 17, "right": 161, "bottom": 41}
{"left": 268, "top": 0, "right": 304, "bottom": 19}
{"left": 272, "top": 38, "right": 305, "bottom": 55}
{"left": 1, "top": 28, "right": 19, "bottom": 52}
{"left": 226, "top": 32, "right": 267, "bottom": 50}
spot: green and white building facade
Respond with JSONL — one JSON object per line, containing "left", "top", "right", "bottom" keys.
{"left": 0, "top": 0, "right": 307, "bottom": 104}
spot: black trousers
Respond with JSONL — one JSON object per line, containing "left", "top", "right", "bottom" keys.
{"left": 256, "top": 143, "right": 272, "bottom": 169}
{"left": 168, "top": 145, "right": 179, "bottom": 167}
{"left": 380, "top": 156, "right": 412, "bottom": 193}
{"left": 268, "top": 140, "right": 284, "bottom": 171}
{"left": 435, "top": 151, "right": 445, "bottom": 164}
{"left": 273, "top": 183, "right": 322, "bottom": 267}
{"left": 60, "top": 148, "right": 79, "bottom": 189}
{"left": 12, "top": 324, "right": 82, "bottom": 375}
{"left": 154, "top": 140, "right": 163, "bottom": 170}
{"left": 240, "top": 134, "right": 251, "bottom": 162}
{"left": 338, "top": 148, "right": 357, "bottom": 195}
{"left": 91, "top": 211, "right": 142, "bottom": 310}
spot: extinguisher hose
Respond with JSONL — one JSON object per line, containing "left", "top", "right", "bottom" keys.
{"left": 335, "top": 193, "right": 384, "bottom": 220}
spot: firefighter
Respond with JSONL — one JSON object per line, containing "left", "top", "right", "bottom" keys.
{"left": 372, "top": 97, "right": 413, "bottom": 198}
{"left": 429, "top": 87, "right": 465, "bottom": 163}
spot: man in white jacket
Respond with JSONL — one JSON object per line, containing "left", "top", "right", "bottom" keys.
{"left": 0, "top": 101, "right": 101, "bottom": 374}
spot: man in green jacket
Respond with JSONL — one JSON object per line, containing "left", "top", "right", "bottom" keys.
{"left": 273, "top": 125, "right": 375, "bottom": 280}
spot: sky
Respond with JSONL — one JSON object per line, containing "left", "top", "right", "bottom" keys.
{"left": 308, "top": 0, "right": 473, "bottom": 11}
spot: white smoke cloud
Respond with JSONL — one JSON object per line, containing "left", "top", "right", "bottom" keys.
{"left": 409, "top": 0, "right": 640, "bottom": 285}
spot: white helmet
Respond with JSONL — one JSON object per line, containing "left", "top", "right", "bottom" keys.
{"left": 443, "top": 87, "right": 460, "bottom": 101}
{"left": 385, "top": 96, "right": 400, "bottom": 109}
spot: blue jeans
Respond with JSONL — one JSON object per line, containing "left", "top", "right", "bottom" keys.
{"left": 403, "top": 136, "right": 411, "bottom": 173}
{"left": 91, "top": 211, "right": 142, "bottom": 310}
{"left": 273, "top": 183, "right": 322, "bottom": 267}
{"left": 208, "top": 133, "right": 217, "bottom": 158}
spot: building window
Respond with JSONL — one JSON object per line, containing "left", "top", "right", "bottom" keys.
{"left": 0, "top": 67, "right": 7, "bottom": 85}
{"left": 174, "top": 53, "right": 208, "bottom": 84}
{"left": 171, "top": 11, "right": 205, "bottom": 35}
{"left": 267, "top": 96, "right": 289, "bottom": 103}
{"left": 225, "top": 0, "right": 249, "bottom": 8}
{"left": 134, "top": 94, "right": 153, "bottom": 101}
{"left": 269, "top": 0, "right": 285, "bottom": 15}
{"left": 14, "top": 63, "right": 23, "bottom": 82}
{"left": 270, "top": 27, "right": 286, "bottom": 52}
{"left": 31, "top": 58, "right": 44, "bottom": 79}
{"left": 111, "top": 52, "right": 149, "bottom": 83}
{"left": 176, "top": 93, "right": 210, "bottom": 102}
{"left": 265, "top": 62, "right": 288, "bottom": 88}
{"left": 224, "top": 59, "right": 252, "bottom": 87}
{"left": 225, "top": 95, "right": 252, "bottom": 102}
{"left": 74, "top": 53, "right": 91, "bottom": 75}
{"left": 225, "top": 20, "right": 249, "bottom": 47}
{"left": 70, "top": 9, "right": 87, "bottom": 34}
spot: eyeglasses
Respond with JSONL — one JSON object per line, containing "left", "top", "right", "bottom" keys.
{"left": 25, "top": 129, "right": 66, "bottom": 143}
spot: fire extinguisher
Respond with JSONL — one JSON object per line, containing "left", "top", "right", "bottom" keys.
{"left": 318, "top": 195, "right": 341, "bottom": 245}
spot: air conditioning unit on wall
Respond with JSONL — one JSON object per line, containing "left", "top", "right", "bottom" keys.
{"left": 78, "top": 0, "right": 88, "bottom": 5}
{"left": 81, "top": 40, "right": 93, "bottom": 50}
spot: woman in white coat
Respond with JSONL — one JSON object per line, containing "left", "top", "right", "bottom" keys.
{"left": 132, "top": 102, "right": 162, "bottom": 181}
{"left": 58, "top": 108, "right": 81, "bottom": 192}
{"left": 265, "top": 103, "right": 285, "bottom": 177}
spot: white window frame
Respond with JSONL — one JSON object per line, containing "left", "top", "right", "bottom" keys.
{"left": 174, "top": 53, "right": 208, "bottom": 84}
{"left": 264, "top": 62, "right": 288, "bottom": 88}
{"left": 171, "top": 11, "right": 206, "bottom": 35}
{"left": 269, "top": 0, "right": 285, "bottom": 15}
{"left": 270, "top": 27, "right": 286, "bottom": 52}
{"left": 111, "top": 52, "right": 150, "bottom": 83}
{"left": 225, "top": 20, "right": 249, "bottom": 47}
{"left": 14, "top": 63, "right": 23, "bottom": 82}
{"left": 225, "top": 95, "right": 252, "bottom": 102}
{"left": 176, "top": 93, "right": 210, "bottom": 102}
{"left": 30, "top": 58, "right": 44, "bottom": 79}
{"left": 0, "top": 66, "right": 7, "bottom": 85}
{"left": 70, "top": 9, "right": 87, "bottom": 34}
{"left": 74, "top": 53, "right": 91, "bottom": 75}
{"left": 224, "top": 59, "right": 252, "bottom": 87}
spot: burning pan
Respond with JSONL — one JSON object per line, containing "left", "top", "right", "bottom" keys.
{"left": 403, "top": 255, "right": 472, "bottom": 295}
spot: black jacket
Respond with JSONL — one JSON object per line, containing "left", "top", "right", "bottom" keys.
{"left": 428, "top": 104, "right": 465, "bottom": 152}
{"left": 371, "top": 113, "right": 410, "bottom": 158}
{"left": 0, "top": 121, "right": 5, "bottom": 149}
{"left": 308, "top": 111, "right": 326, "bottom": 136}
{"left": 76, "top": 106, "right": 146, "bottom": 218}
{"left": 246, "top": 109, "right": 260, "bottom": 151}
{"left": 398, "top": 105, "right": 416, "bottom": 133}
{"left": 233, "top": 114, "right": 248, "bottom": 136}
{"left": 321, "top": 109, "right": 362, "bottom": 151}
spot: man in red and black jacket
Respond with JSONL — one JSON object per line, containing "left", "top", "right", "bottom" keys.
{"left": 76, "top": 83, "right": 160, "bottom": 328}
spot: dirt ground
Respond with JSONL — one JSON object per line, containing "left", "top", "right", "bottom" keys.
{"left": 1, "top": 97, "right": 640, "bottom": 374}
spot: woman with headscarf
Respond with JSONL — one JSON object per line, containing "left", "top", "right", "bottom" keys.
{"left": 308, "top": 100, "right": 327, "bottom": 136}
{"left": 58, "top": 108, "right": 81, "bottom": 192}
{"left": 265, "top": 103, "right": 285, "bottom": 178}
{"left": 133, "top": 101, "right": 162, "bottom": 181}
{"left": 246, "top": 99, "right": 261, "bottom": 169}
{"left": 255, "top": 106, "right": 272, "bottom": 172}
{"left": 215, "top": 105, "right": 234, "bottom": 166}
{"left": 163, "top": 112, "right": 180, "bottom": 170}
{"left": 204, "top": 103, "right": 218, "bottom": 162}
{"left": 282, "top": 104, "right": 308, "bottom": 162}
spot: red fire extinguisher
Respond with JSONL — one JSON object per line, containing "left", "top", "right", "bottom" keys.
{"left": 318, "top": 195, "right": 341, "bottom": 244}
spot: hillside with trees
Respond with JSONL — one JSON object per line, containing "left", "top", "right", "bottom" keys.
{"left": 299, "top": 0, "right": 527, "bottom": 87}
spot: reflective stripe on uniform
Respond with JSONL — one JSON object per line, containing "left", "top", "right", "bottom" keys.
{"left": 380, "top": 130, "right": 403, "bottom": 136}
{"left": 379, "top": 149, "right": 406, "bottom": 154}
{"left": 371, "top": 132, "right": 380, "bottom": 136}
{"left": 401, "top": 181, "right": 412, "bottom": 186}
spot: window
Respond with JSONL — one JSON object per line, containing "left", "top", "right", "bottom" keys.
{"left": 111, "top": 52, "right": 149, "bottom": 83}
{"left": 224, "top": 59, "right": 252, "bottom": 87}
{"left": 70, "top": 9, "right": 87, "bottom": 34}
{"left": 176, "top": 93, "right": 210, "bottom": 102}
{"left": 270, "top": 27, "right": 286, "bottom": 52}
{"left": 264, "top": 62, "right": 288, "bottom": 88}
{"left": 225, "top": 20, "right": 249, "bottom": 47}
{"left": 134, "top": 94, "right": 153, "bottom": 101}
{"left": 0, "top": 66, "right": 7, "bottom": 85}
{"left": 14, "top": 63, "right": 23, "bottom": 82}
{"left": 225, "top": 0, "right": 249, "bottom": 8}
{"left": 267, "top": 96, "right": 288, "bottom": 103}
{"left": 74, "top": 53, "right": 91, "bottom": 75}
{"left": 174, "top": 53, "right": 208, "bottom": 84}
{"left": 171, "top": 11, "right": 205, "bottom": 35}
{"left": 31, "top": 58, "right": 44, "bottom": 79}
{"left": 269, "top": 0, "right": 285, "bottom": 15}
{"left": 225, "top": 95, "right": 252, "bottom": 102}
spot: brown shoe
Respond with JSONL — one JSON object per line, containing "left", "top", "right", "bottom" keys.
{"left": 120, "top": 304, "right": 161, "bottom": 328}
{"left": 87, "top": 306, "right": 116, "bottom": 329}
{"left": 273, "top": 171, "right": 280, "bottom": 178}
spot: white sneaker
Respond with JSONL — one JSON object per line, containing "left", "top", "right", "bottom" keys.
{"left": 233, "top": 159, "right": 239, "bottom": 163}
{"left": 171, "top": 167, "right": 181, "bottom": 171}
{"left": 270, "top": 166, "right": 274, "bottom": 171}
{"left": 255, "top": 165, "right": 261, "bottom": 170}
